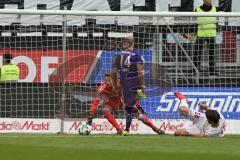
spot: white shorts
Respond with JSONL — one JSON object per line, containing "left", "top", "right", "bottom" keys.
{"left": 183, "top": 121, "right": 202, "bottom": 135}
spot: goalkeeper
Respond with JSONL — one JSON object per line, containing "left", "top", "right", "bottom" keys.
{"left": 87, "top": 73, "right": 164, "bottom": 134}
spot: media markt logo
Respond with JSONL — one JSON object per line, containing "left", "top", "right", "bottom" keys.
{"left": 11, "top": 121, "right": 22, "bottom": 130}
{"left": 0, "top": 121, "right": 50, "bottom": 131}
{"left": 92, "top": 121, "right": 114, "bottom": 131}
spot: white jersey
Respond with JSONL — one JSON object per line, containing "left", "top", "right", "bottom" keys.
{"left": 187, "top": 109, "right": 225, "bottom": 137}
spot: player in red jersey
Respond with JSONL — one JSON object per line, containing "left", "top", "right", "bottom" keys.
{"left": 87, "top": 73, "right": 164, "bottom": 134}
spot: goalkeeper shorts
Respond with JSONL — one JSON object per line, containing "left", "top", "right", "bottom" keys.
{"left": 103, "top": 96, "right": 123, "bottom": 110}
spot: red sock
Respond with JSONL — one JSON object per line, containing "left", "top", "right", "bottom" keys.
{"left": 139, "top": 114, "right": 157, "bottom": 131}
{"left": 174, "top": 92, "right": 186, "bottom": 100}
{"left": 89, "top": 98, "right": 100, "bottom": 116}
{"left": 104, "top": 112, "right": 122, "bottom": 132}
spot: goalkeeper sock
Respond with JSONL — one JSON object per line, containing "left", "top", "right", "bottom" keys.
{"left": 89, "top": 98, "right": 100, "bottom": 116}
{"left": 139, "top": 114, "right": 157, "bottom": 131}
{"left": 104, "top": 112, "right": 122, "bottom": 132}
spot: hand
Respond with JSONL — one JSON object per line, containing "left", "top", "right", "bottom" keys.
{"left": 136, "top": 89, "right": 146, "bottom": 100}
{"left": 198, "top": 102, "right": 209, "bottom": 110}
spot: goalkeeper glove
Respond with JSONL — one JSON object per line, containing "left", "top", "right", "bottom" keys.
{"left": 136, "top": 89, "right": 146, "bottom": 100}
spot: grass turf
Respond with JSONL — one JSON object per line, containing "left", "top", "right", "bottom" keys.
{"left": 0, "top": 134, "right": 239, "bottom": 160}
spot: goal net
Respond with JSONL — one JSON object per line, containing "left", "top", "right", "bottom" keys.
{"left": 0, "top": 10, "right": 239, "bottom": 134}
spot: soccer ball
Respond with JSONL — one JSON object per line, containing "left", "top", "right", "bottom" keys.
{"left": 78, "top": 123, "right": 92, "bottom": 135}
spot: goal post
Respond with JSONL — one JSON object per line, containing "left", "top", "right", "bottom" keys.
{"left": 0, "top": 9, "right": 239, "bottom": 134}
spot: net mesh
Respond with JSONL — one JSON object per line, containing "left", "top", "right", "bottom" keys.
{"left": 0, "top": 13, "right": 239, "bottom": 131}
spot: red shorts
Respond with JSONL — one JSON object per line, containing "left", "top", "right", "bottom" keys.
{"left": 103, "top": 96, "right": 140, "bottom": 113}
{"left": 104, "top": 95, "right": 124, "bottom": 110}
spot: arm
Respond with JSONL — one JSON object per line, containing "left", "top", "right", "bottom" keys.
{"left": 174, "top": 128, "right": 204, "bottom": 137}
{"left": 137, "top": 63, "right": 145, "bottom": 90}
{"left": 111, "top": 54, "right": 119, "bottom": 89}
{"left": 111, "top": 67, "right": 118, "bottom": 89}
{"left": 189, "top": 133, "right": 204, "bottom": 137}
{"left": 136, "top": 63, "right": 146, "bottom": 100}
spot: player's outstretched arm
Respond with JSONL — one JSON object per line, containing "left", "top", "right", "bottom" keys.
{"left": 189, "top": 133, "right": 204, "bottom": 137}
{"left": 137, "top": 63, "right": 145, "bottom": 91}
{"left": 174, "top": 128, "right": 204, "bottom": 137}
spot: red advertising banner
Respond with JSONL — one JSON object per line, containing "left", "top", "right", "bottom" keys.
{"left": 0, "top": 49, "right": 98, "bottom": 83}
{"left": 221, "top": 32, "right": 236, "bottom": 63}
{"left": 0, "top": 118, "right": 60, "bottom": 133}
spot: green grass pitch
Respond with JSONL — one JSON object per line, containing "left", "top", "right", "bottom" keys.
{"left": 0, "top": 134, "right": 239, "bottom": 160}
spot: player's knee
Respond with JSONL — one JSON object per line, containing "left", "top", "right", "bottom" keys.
{"left": 103, "top": 111, "right": 111, "bottom": 118}
{"left": 138, "top": 114, "right": 147, "bottom": 122}
{"left": 103, "top": 106, "right": 112, "bottom": 115}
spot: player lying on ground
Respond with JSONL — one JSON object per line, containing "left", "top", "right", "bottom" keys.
{"left": 174, "top": 92, "right": 225, "bottom": 137}
{"left": 87, "top": 73, "right": 164, "bottom": 134}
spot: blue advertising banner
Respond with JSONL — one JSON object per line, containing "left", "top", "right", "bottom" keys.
{"left": 142, "top": 87, "right": 240, "bottom": 120}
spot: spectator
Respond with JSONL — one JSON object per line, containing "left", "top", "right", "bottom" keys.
{"left": 0, "top": 53, "right": 20, "bottom": 81}
{"left": 194, "top": 0, "right": 218, "bottom": 76}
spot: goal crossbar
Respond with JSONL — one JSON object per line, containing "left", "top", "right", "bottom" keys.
{"left": 0, "top": 9, "right": 240, "bottom": 17}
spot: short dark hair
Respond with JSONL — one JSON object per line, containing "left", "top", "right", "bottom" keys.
{"left": 122, "top": 36, "right": 135, "bottom": 44}
{"left": 206, "top": 110, "right": 220, "bottom": 125}
{"left": 3, "top": 53, "right": 13, "bottom": 63}
{"left": 104, "top": 73, "right": 111, "bottom": 77}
